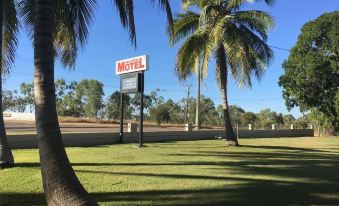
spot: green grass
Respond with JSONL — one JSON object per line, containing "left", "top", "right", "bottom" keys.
{"left": 1, "top": 137, "right": 339, "bottom": 206}
{"left": 6, "top": 131, "right": 37, "bottom": 135}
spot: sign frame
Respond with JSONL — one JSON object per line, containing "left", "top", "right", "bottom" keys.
{"left": 120, "top": 72, "right": 141, "bottom": 94}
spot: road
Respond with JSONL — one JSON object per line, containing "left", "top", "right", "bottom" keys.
{"left": 5, "top": 120, "right": 185, "bottom": 134}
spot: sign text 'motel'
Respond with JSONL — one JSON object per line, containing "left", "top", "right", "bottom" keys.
{"left": 116, "top": 55, "right": 149, "bottom": 75}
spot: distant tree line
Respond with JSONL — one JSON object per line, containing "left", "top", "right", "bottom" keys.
{"left": 3, "top": 79, "right": 317, "bottom": 129}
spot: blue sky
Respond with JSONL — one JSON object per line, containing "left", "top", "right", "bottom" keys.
{"left": 5, "top": 0, "right": 339, "bottom": 117}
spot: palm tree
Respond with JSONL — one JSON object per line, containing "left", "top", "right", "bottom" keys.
{"left": 20, "top": 0, "right": 173, "bottom": 205}
{"left": 170, "top": 0, "right": 274, "bottom": 146}
{"left": 0, "top": 0, "right": 19, "bottom": 169}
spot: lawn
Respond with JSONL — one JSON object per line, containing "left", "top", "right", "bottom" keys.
{"left": 1, "top": 137, "right": 339, "bottom": 206}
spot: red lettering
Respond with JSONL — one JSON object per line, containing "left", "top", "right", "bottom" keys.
{"left": 130, "top": 62, "right": 135, "bottom": 70}
{"left": 125, "top": 63, "right": 130, "bottom": 71}
{"left": 139, "top": 58, "right": 145, "bottom": 69}
{"left": 117, "top": 62, "right": 125, "bottom": 73}
{"left": 135, "top": 61, "right": 140, "bottom": 69}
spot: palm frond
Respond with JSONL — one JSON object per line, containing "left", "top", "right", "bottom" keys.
{"left": 68, "top": 0, "right": 96, "bottom": 46}
{"left": 19, "top": 0, "right": 34, "bottom": 40}
{"left": 199, "top": 3, "right": 220, "bottom": 27}
{"left": 232, "top": 10, "right": 274, "bottom": 41}
{"left": 211, "top": 14, "right": 232, "bottom": 45}
{"left": 54, "top": 0, "right": 97, "bottom": 68}
{"left": 1, "top": 0, "right": 20, "bottom": 75}
{"left": 151, "top": 0, "right": 174, "bottom": 32}
{"left": 19, "top": 0, "right": 96, "bottom": 68}
{"left": 226, "top": 0, "right": 274, "bottom": 11}
{"left": 169, "top": 11, "right": 200, "bottom": 46}
{"left": 222, "top": 23, "right": 273, "bottom": 87}
{"left": 113, "top": 0, "right": 136, "bottom": 47}
{"left": 54, "top": 20, "right": 77, "bottom": 69}
{"left": 175, "top": 29, "right": 210, "bottom": 80}
{"left": 181, "top": 0, "right": 201, "bottom": 10}
{"left": 200, "top": 32, "right": 214, "bottom": 80}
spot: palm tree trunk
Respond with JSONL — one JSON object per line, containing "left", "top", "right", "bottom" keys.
{"left": 0, "top": 70, "right": 14, "bottom": 169}
{"left": 33, "top": 1, "right": 97, "bottom": 205}
{"left": 0, "top": 104, "right": 13, "bottom": 169}
{"left": 0, "top": 2, "right": 14, "bottom": 169}
{"left": 216, "top": 45, "right": 239, "bottom": 146}
{"left": 0, "top": 90, "right": 14, "bottom": 169}
{"left": 220, "top": 81, "right": 239, "bottom": 146}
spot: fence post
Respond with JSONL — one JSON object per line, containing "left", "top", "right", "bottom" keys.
{"left": 128, "top": 123, "right": 138, "bottom": 134}
{"left": 272, "top": 124, "right": 276, "bottom": 130}
{"left": 185, "top": 123, "right": 192, "bottom": 132}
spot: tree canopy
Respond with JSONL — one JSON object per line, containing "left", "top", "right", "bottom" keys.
{"left": 279, "top": 11, "right": 339, "bottom": 130}
{"left": 76, "top": 79, "right": 104, "bottom": 118}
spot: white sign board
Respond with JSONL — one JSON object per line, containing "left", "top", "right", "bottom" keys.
{"left": 116, "top": 55, "right": 149, "bottom": 75}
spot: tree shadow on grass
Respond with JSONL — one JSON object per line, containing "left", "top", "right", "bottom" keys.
{"left": 4, "top": 144, "right": 339, "bottom": 205}
{"left": 93, "top": 180, "right": 338, "bottom": 206}
{"left": 1, "top": 181, "right": 338, "bottom": 206}
{"left": 14, "top": 162, "right": 41, "bottom": 168}
{"left": 94, "top": 182, "right": 339, "bottom": 206}
{"left": 0, "top": 192, "right": 46, "bottom": 206}
{"left": 241, "top": 144, "right": 339, "bottom": 154}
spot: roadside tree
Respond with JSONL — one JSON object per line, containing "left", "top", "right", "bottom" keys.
{"left": 76, "top": 79, "right": 104, "bottom": 118}
{"left": 279, "top": 12, "right": 339, "bottom": 133}
{"left": 20, "top": 82, "right": 34, "bottom": 112}
{"left": 105, "top": 91, "right": 132, "bottom": 120}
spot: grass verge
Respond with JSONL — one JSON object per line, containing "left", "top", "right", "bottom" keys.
{"left": 1, "top": 137, "right": 338, "bottom": 205}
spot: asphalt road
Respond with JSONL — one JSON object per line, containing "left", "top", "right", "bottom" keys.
{"left": 5, "top": 120, "right": 185, "bottom": 133}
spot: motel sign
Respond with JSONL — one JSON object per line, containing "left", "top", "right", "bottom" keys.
{"left": 116, "top": 55, "right": 149, "bottom": 147}
{"left": 116, "top": 55, "right": 149, "bottom": 75}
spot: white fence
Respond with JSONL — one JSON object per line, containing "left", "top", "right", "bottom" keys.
{"left": 8, "top": 129, "right": 314, "bottom": 149}
{"left": 3, "top": 112, "right": 35, "bottom": 121}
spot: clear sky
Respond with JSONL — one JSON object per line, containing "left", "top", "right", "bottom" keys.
{"left": 5, "top": 0, "right": 339, "bottom": 117}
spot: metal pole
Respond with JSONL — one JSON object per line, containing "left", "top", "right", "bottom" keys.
{"left": 236, "top": 122, "right": 239, "bottom": 139}
{"left": 119, "top": 92, "right": 124, "bottom": 143}
{"left": 185, "top": 85, "right": 191, "bottom": 124}
{"left": 236, "top": 110, "right": 239, "bottom": 138}
{"left": 195, "top": 58, "right": 200, "bottom": 130}
{"left": 139, "top": 72, "right": 144, "bottom": 147}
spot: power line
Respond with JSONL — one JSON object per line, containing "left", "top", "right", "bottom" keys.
{"left": 9, "top": 71, "right": 285, "bottom": 102}
{"left": 9, "top": 71, "right": 120, "bottom": 90}
{"left": 269, "top": 45, "right": 291, "bottom": 52}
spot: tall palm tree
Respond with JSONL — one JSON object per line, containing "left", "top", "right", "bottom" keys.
{"left": 0, "top": 0, "right": 19, "bottom": 169}
{"left": 20, "top": 0, "right": 172, "bottom": 205}
{"left": 170, "top": 0, "right": 274, "bottom": 146}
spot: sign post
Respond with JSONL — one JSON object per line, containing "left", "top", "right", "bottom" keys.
{"left": 119, "top": 93, "right": 124, "bottom": 143}
{"left": 116, "top": 55, "right": 148, "bottom": 147}
{"left": 139, "top": 71, "right": 144, "bottom": 147}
